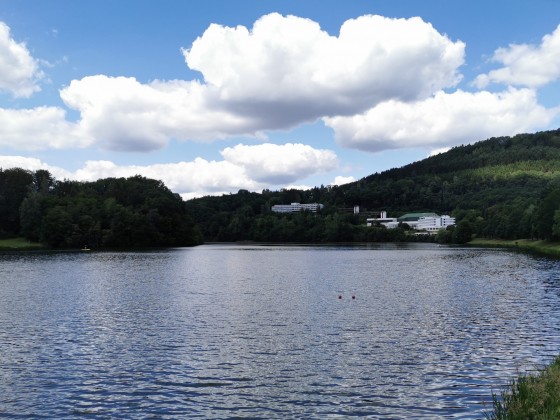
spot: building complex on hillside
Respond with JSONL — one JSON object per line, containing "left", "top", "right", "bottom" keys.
{"left": 366, "top": 211, "right": 455, "bottom": 233}
{"left": 271, "top": 202, "right": 324, "bottom": 213}
{"left": 366, "top": 211, "right": 398, "bottom": 228}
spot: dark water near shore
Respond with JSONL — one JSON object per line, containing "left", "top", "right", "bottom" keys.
{"left": 1, "top": 243, "right": 560, "bottom": 418}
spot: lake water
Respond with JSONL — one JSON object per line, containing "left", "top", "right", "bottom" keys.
{"left": 1, "top": 243, "right": 560, "bottom": 419}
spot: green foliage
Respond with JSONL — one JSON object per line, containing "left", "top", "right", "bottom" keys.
{"left": 5, "top": 129, "right": 560, "bottom": 246}
{"left": 187, "top": 129, "right": 560, "bottom": 243}
{"left": 0, "top": 169, "right": 202, "bottom": 249}
{"left": 487, "top": 356, "right": 560, "bottom": 419}
{"left": 0, "top": 168, "right": 34, "bottom": 237}
{"left": 452, "top": 220, "right": 473, "bottom": 244}
{"left": 0, "top": 237, "right": 43, "bottom": 250}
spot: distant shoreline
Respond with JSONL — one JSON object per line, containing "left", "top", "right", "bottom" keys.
{"left": 0, "top": 237, "right": 44, "bottom": 251}
{"left": 3, "top": 236, "right": 560, "bottom": 259}
{"left": 468, "top": 238, "right": 560, "bottom": 258}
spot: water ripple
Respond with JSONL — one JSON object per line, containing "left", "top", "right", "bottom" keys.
{"left": 1, "top": 245, "right": 560, "bottom": 418}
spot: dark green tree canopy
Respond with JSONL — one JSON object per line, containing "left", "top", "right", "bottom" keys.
{"left": 0, "top": 169, "right": 202, "bottom": 248}
{"left": 187, "top": 129, "right": 560, "bottom": 243}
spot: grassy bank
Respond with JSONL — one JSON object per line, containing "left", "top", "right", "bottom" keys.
{"left": 468, "top": 238, "right": 560, "bottom": 258}
{"left": 487, "top": 356, "right": 560, "bottom": 419}
{"left": 0, "top": 237, "right": 44, "bottom": 250}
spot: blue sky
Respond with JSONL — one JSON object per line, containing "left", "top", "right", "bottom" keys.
{"left": 1, "top": 0, "right": 560, "bottom": 198}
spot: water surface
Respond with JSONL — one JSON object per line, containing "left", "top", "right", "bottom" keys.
{"left": 1, "top": 243, "right": 560, "bottom": 418}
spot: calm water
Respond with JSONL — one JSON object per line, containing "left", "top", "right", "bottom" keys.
{"left": 1, "top": 244, "right": 560, "bottom": 419}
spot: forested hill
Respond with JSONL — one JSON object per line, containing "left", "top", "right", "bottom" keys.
{"left": 3, "top": 129, "right": 559, "bottom": 247}
{"left": 0, "top": 172, "right": 203, "bottom": 248}
{"left": 372, "top": 129, "right": 560, "bottom": 180}
{"left": 338, "top": 129, "right": 560, "bottom": 217}
{"left": 187, "top": 129, "right": 560, "bottom": 243}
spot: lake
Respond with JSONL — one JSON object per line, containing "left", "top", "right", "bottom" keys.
{"left": 1, "top": 243, "right": 560, "bottom": 418}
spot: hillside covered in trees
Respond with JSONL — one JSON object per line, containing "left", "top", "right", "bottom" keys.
{"left": 0, "top": 171, "right": 202, "bottom": 248}
{"left": 186, "top": 129, "right": 560, "bottom": 243}
{"left": 3, "top": 129, "right": 560, "bottom": 247}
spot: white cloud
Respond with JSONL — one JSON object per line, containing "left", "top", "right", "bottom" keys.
{"left": 0, "top": 155, "right": 72, "bottom": 180}
{"left": 0, "top": 143, "right": 338, "bottom": 198}
{"left": 475, "top": 24, "right": 560, "bottom": 88}
{"left": 48, "top": 14, "right": 465, "bottom": 153}
{"left": 428, "top": 147, "right": 451, "bottom": 157}
{"left": 49, "top": 13, "right": 464, "bottom": 151}
{"left": 282, "top": 184, "right": 313, "bottom": 191}
{"left": 2, "top": 12, "right": 558, "bottom": 166}
{"left": 331, "top": 176, "right": 356, "bottom": 186}
{"left": 324, "top": 88, "right": 559, "bottom": 152}
{"left": 53, "top": 14, "right": 464, "bottom": 153}
{"left": 185, "top": 13, "right": 464, "bottom": 122}
{"left": 0, "top": 107, "right": 90, "bottom": 150}
{"left": 220, "top": 143, "right": 338, "bottom": 184}
{"left": 0, "top": 22, "right": 42, "bottom": 97}
{"left": 73, "top": 158, "right": 261, "bottom": 197}
{"left": 59, "top": 75, "right": 255, "bottom": 151}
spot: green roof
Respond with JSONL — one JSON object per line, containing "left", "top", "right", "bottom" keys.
{"left": 397, "top": 212, "right": 439, "bottom": 222}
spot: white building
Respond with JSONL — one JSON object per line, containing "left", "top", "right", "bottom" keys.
{"left": 366, "top": 211, "right": 399, "bottom": 228}
{"left": 271, "top": 202, "right": 324, "bottom": 213}
{"left": 366, "top": 211, "right": 456, "bottom": 233}
{"left": 415, "top": 215, "right": 456, "bottom": 233}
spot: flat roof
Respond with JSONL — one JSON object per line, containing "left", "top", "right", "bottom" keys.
{"left": 397, "top": 212, "right": 439, "bottom": 222}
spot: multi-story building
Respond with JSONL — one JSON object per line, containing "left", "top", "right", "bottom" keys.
{"left": 271, "top": 202, "right": 324, "bottom": 213}
{"left": 366, "top": 211, "right": 398, "bottom": 228}
{"left": 415, "top": 215, "right": 456, "bottom": 232}
{"left": 367, "top": 211, "right": 456, "bottom": 233}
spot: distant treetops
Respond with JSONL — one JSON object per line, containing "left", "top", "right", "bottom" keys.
{"left": 0, "top": 168, "right": 203, "bottom": 248}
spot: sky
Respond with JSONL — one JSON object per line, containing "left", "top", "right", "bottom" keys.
{"left": 1, "top": 0, "right": 560, "bottom": 199}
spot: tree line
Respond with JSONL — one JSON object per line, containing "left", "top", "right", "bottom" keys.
{"left": 186, "top": 129, "right": 560, "bottom": 244}
{"left": 0, "top": 169, "right": 202, "bottom": 248}
{"left": 3, "top": 129, "right": 560, "bottom": 247}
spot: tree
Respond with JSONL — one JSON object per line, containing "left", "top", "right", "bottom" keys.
{"left": 0, "top": 168, "right": 34, "bottom": 236}
{"left": 41, "top": 206, "right": 73, "bottom": 248}
{"left": 452, "top": 220, "right": 473, "bottom": 244}
{"left": 536, "top": 187, "right": 560, "bottom": 240}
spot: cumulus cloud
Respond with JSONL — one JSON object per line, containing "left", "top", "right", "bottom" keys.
{"left": 0, "top": 107, "right": 90, "bottom": 150}
{"left": 72, "top": 159, "right": 261, "bottom": 199}
{"left": 220, "top": 143, "right": 337, "bottom": 184}
{"left": 59, "top": 75, "right": 255, "bottom": 151}
{"left": 1, "top": 12, "right": 557, "bottom": 166}
{"left": 428, "top": 147, "right": 451, "bottom": 157}
{"left": 283, "top": 184, "right": 313, "bottom": 191}
{"left": 185, "top": 13, "right": 464, "bottom": 123}
{"left": 331, "top": 176, "right": 356, "bottom": 186}
{"left": 0, "top": 22, "right": 42, "bottom": 97}
{"left": 0, "top": 142, "right": 338, "bottom": 198}
{"left": 475, "top": 24, "right": 560, "bottom": 88}
{"left": 0, "top": 155, "right": 72, "bottom": 180}
{"left": 37, "top": 13, "right": 465, "bottom": 153}
{"left": 324, "top": 88, "right": 559, "bottom": 152}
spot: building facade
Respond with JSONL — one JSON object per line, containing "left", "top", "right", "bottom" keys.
{"left": 367, "top": 211, "right": 456, "bottom": 233}
{"left": 366, "top": 211, "right": 398, "bottom": 228}
{"left": 415, "top": 215, "right": 456, "bottom": 232}
{"left": 271, "top": 202, "right": 324, "bottom": 213}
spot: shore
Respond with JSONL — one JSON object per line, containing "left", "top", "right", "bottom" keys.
{"left": 487, "top": 356, "right": 560, "bottom": 419}
{"left": 0, "top": 237, "right": 44, "bottom": 250}
{"left": 468, "top": 238, "right": 560, "bottom": 258}
{"left": 471, "top": 238, "right": 560, "bottom": 417}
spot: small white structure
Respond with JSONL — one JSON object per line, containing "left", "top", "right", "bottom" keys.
{"left": 272, "top": 202, "right": 324, "bottom": 213}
